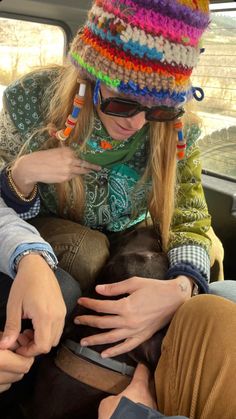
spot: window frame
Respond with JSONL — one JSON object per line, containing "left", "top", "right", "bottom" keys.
{"left": 199, "top": 3, "right": 236, "bottom": 183}
{"left": 0, "top": 11, "right": 72, "bottom": 55}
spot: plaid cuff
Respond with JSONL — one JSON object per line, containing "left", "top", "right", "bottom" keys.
{"left": 19, "top": 196, "right": 41, "bottom": 220}
{"left": 167, "top": 245, "right": 210, "bottom": 282}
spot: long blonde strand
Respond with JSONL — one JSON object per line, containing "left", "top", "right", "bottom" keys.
{"left": 148, "top": 122, "right": 177, "bottom": 251}
{"left": 43, "top": 65, "right": 95, "bottom": 220}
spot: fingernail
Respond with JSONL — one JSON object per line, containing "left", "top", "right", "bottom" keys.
{"left": 80, "top": 340, "right": 88, "bottom": 347}
{"left": 74, "top": 318, "right": 80, "bottom": 324}
{"left": 96, "top": 285, "right": 105, "bottom": 291}
{"left": 101, "top": 352, "right": 109, "bottom": 358}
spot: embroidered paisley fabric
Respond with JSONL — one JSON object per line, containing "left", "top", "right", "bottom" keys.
{"left": 0, "top": 109, "right": 25, "bottom": 170}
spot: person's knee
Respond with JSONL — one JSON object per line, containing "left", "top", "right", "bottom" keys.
{"left": 55, "top": 227, "right": 109, "bottom": 291}
{"left": 33, "top": 217, "right": 110, "bottom": 292}
{"left": 71, "top": 228, "right": 110, "bottom": 290}
{"left": 55, "top": 268, "right": 82, "bottom": 317}
{"left": 175, "top": 294, "right": 236, "bottom": 339}
{"left": 210, "top": 280, "right": 236, "bottom": 303}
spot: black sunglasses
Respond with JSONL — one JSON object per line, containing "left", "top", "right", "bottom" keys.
{"left": 99, "top": 90, "right": 185, "bottom": 122}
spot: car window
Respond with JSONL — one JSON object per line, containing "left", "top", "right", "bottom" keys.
{"left": 192, "top": 6, "right": 236, "bottom": 180}
{"left": 0, "top": 17, "right": 66, "bottom": 109}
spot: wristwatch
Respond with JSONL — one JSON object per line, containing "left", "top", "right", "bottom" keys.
{"left": 14, "top": 249, "right": 57, "bottom": 272}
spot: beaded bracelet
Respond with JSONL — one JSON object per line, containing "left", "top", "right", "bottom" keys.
{"left": 6, "top": 166, "right": 38, "bottom": 202}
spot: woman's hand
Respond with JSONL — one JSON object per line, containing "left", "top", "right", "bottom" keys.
{"left": 11, "top": 148, "right": 101, "bottom": 196}
{"left": 98, "top": 363, "right": 156, "bottom": 418}
{"left": 0, "top": 254, "right": 67, "bottom": 357}
{"left": 75, "top": 276, "right": 192, "bottom": 358}
{"left": 0, "top": 331, "right": 34, "bottom": 393}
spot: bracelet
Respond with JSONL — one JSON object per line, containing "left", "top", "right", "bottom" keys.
{"left": 14, "top": 250, "right": 57, "bottom": 272}
{"left": 6, "top": 166, "right": 38, "bottom": 202}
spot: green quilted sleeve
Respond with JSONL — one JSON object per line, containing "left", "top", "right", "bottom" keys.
{"left": 168, "top": 125, "right": 211, "bottom": 253}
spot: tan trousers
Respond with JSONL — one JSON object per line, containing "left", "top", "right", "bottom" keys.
{"left": 155, "top": 295, "right": 236, "bottom": 419}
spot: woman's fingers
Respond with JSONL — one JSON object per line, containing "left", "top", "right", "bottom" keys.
{"left": 100, "top": 337, "right": 142, "bottom": 358}
{"left": 70, "top": 159, "right": 101, "bottom": 177}
{"left": 78, "top": 297, "right": 123, "bottom": 315}
{"left": 71, "top": 167, "right": 98, "bottom": 177}
{"left": 74, "top": 159, "right": 101, "bottom": 171}
{"left": 80, "top": 328, "right": 131, "bottom": 347}
{"left": 74, "top": 314, "right": 125, "bottom": 329}
{"left": 95, "top": 278, "right": 143, "bottom": 297}
{"left": 13, "top": 148, "right": 102, "bottom": 186}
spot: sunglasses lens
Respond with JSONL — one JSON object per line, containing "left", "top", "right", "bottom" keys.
{"left": 100, "top": 91, "right": 184, "bottom": 122}
{"left": 148, "top": 108, "right": 184, "bottom": 121}
{"left": 103, "top": 100, "right": 138, "bottom": 117}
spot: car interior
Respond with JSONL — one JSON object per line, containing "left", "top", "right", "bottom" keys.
{"left": 0, "top": 0, "right": 235, "bottom": 281}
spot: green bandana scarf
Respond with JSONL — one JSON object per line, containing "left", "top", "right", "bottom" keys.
{"left": 77, "top": 116, "right": 150, "bottom": 168}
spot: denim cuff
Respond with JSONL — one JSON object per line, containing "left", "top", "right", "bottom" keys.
{"left": 111, "top": 397, "right": 189, "bottom": 419}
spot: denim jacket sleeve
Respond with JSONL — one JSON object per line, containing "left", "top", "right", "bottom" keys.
{"left": 0, "top": 197, "right": 56, "bottom": 278}
{"left": 110, "top": 397, "right": 189, "bottom": 419}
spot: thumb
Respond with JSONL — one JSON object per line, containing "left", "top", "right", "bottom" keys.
{"left": 96, "top": 278, "right": 141, "bottom": 297}
{"left": 131, "top": 363, "right": 151, "bottom": 385}
{"left": 0, "top": 295, "right": 22, "bottom": 350}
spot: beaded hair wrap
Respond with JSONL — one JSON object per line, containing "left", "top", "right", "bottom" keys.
{"left": 55, "top": 83, "right": 87, "bottom": 142}
{"left": 174, "top": 119, "right": 186, "bottom": 160}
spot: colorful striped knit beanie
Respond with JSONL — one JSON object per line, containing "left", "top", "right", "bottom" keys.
{"left": 69, "top": 0, "right": 210, "bottom": 108}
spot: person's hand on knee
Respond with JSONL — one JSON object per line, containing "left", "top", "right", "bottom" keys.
{"left": 0, "top": 254, "right": 67, "bottom": 357}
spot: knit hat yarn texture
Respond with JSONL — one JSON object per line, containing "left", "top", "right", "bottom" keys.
{"left": 69, "top": 0, "right": 210, "bottom": 107}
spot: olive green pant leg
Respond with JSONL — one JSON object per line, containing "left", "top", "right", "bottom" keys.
{"left": 155, "top": 295, "right": 236, "bottom": 419}
{"left": 30, "top": 217, "right": 110, "bottom": 292}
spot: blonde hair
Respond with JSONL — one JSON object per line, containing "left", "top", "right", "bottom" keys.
{"left": 31, "top": 63, "right": 180, "bottom": 250}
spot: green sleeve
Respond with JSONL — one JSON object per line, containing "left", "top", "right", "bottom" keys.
{"left": 168, "top": 126, "right": 211, "bottom": 253}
